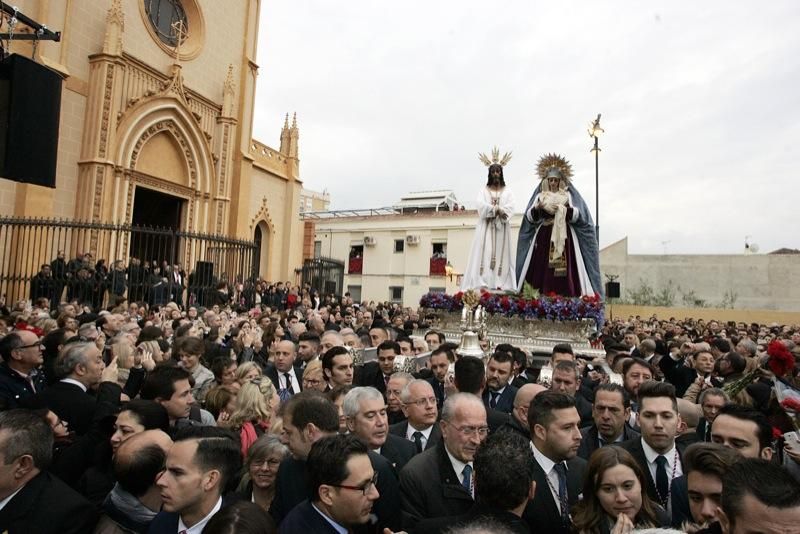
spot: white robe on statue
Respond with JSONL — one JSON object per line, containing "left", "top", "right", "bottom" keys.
{"left": 461, "top": 187, "right": 517, "bottom": 291}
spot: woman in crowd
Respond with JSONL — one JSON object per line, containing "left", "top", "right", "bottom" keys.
{"left": 327, "top": 385, "right": 352, "bottom": 434}
{"left": 236, "top": 361, "right": 263, "bottom": 385}
{"left": 236, "top": 434, "right": 289, "bottom": 512}
{"left": 229, "top": 382, "right": 273, "bottom": 456}
{"left": 211, "top": 356, "right": 239, "bottom": 389}
{"left": 301, "top": 360, "right": 327, "bottom": 392}
{"left": 572, "top": 446, "right": 669, "bottom": 534}
{"left": 174, "top": 335, "right": 215, "bottom": 402}
{"left": 204, "top": 385, "right": 237, "bottom": 425}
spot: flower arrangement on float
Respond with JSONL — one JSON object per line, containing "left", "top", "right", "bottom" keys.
{"left": 419, "top": 289, "right": 604, "bottom": 324}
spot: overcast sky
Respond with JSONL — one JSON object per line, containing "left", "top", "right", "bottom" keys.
{"left": 252, "top": 1, "right": 799, "bottom": 255}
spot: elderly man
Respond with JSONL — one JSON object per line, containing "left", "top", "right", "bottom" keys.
{"left": 149, "top": 427, "right": 241, "bottom": 533}
{"left": 344, "top": 387, "right": 415, "bottom": 472}
{"left": 0, "top": 330, "right": 47, "bottom": 409}
{"left": 386, "top": 372, "right": 413, "bottom": 425}
{"left": 696, "top": 388, "right": 728, "bottom": 442}
{"left": 37, "top": 341, "right": 113, "bottom": 435}
{"left": 0, "top": 410, "right": 97, "bottom": 533}
{"left": 96, "top": 430, "right": 173, "bottom": 533}
{"left": 399, "top": 393, "right": 487, "bottom": 530}
{"left": 390, "top": 379, "right": 442, "bottom": 453}
{"left": 320, "top": 330, "right": 345, "bottom": 355}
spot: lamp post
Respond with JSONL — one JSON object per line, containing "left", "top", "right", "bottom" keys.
{"left": 588, "top": 114, "right": 603, "bottom": 246}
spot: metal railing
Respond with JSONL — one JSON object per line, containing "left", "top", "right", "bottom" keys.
{"left": 0, "top": 216, "right": 257, "bottom": 309}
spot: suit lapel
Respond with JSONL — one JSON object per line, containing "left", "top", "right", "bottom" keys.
{"left": 530, "top": 458, "right": 561, "bottom": 523}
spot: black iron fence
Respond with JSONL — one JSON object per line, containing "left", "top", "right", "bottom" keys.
{"left": 301, "top": 257, "right": 344, "bottom": 298}
{"left": 0, "top": 216, "right": 257, "bottom": 309}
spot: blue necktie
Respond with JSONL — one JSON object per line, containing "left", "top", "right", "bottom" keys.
{"left": 461, "top": 464, "right": 472, "bottom": 495}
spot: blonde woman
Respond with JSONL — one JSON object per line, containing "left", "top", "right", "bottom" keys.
{"left": 235, "top": 361, "right": 263, "bottom": 384}
{"left": 229, "top": 382, "right": 272, "bottom": 456}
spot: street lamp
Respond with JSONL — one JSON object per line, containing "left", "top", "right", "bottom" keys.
{"left": 588, "top": 114, "right": 603, "bottom": 246}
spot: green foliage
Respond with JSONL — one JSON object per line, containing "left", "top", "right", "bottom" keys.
{"left": 521, "top": 281, "right": 539, "bottom": 300}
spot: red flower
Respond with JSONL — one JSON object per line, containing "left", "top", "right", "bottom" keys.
{"left": 767, "top": 340, "right": 795, "bottom": 377}
{"left": 773, "top": 426, "right": 784, "bottom": 440}
{"left": 781, "top": 397, "right": 800, "bottom": 412}
{"left": 500, "top": 296, "right": 510, "bottom": 310}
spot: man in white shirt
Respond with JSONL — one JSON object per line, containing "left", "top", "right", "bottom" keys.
{"left": 389, "top": 379, "right": 441, "bottom": 453}
{"left": 524, "top": 391, "right": 586, "bottom": 534}
{"left": 150, "top": 428, "right": 241, "bottom": 533}
{"left": 620, "top": 381, "right": 685, "bottom": 515}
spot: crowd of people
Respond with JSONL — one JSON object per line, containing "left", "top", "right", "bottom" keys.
{"left": 1, "top": 276, "right": 799, "bottom": 534}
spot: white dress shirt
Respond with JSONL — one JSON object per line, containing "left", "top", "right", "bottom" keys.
{"left": 278, "top": 367, "right": 301, "bottom": 392}
{"left": 445, "top": 445, "right": 474, "bottom": 497}
{"left": 312, "top": 502, "right": 348, "bottom": 534}
{"left": 177, "top": 496, "right": 221, "bottom": 534}
{"left": 531, "top": 441, "right": 565, "bottom": 514}
{"left": 641, "top": 438, "right": 683, "bottom": 514}
{"left": 60, "top": 378, "right": 87, "bottom": 392}
{"left": 405, "top": 423, "right": 433, "bottom": 450}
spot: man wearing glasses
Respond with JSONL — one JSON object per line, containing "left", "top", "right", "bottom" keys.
{"left": 390, "top": 379, "right": 442, "bottom": 453}
{"left": 399, "top": 392, "right": 487, "bottom": 530}
{"left": 279, "top": 434, "right": 379, "bottom": 533}
{"left": 0, "top": 330, "right": 47, "bottom": 409}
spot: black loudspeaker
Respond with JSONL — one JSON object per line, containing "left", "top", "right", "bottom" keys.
{"left": 195, "top": 261, "right": 214, "bottom": 286}
{"left": 605, "top": 281, "right": 620, "bottom": 299}
{"left": 0, "top": 54, "right": 63, "bottom": 188}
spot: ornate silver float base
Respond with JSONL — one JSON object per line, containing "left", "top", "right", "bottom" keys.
{"left": 418, "top": 310, "right": 604, "bottom": 364}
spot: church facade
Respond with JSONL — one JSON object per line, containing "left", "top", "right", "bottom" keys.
{"left": 0, "top": 0, "right": 303, "bottom": 290}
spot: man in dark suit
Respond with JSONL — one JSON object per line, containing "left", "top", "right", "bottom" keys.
{"left": 270, "top": 392, "right": 401, "bottom": 532}
{"left": 149, "top": 427, "right": 240, "bottom": 533}
{"left": 523, "top": 391, "right": 587, "bottom": 534}
{"left": 577, "top": 383, "right": 640, "bottom": 461}
{"left": 482, "top": 351, "right": 518, "bottom": 414}
{"left": 399, "top": 392, "right": 486, "bottom": 530}
{"left": 550, "top": 360, "right": 593, "bottom": 426}
{"left": 453, "top": 356, "right": 510, "bottom": 433}
{"left": 389, "top": 379, "right": 442, "bottom": 453}
{"left": 696, "top": 388, "right": 727, "bottom": 442}
{"left": 265, "top": 340, "right": 303, "bottom": 401}
{"left": 37, "top": 341, "right": 108, "bottom": 435}
{"left": 279, "top": 435, "right": 379, "bottom": 534}
{"left": 358, "top": 340, "right": 400, "bottom": 397}
{"left": 345, "top": 386, "right": 415, "bottom": 472}
{"left": 620, "top": 381, "right": 685, "bottom": 515}
{"left": 0, "top": 330, "right": 48, "bottom": 409}
{"left": 415, "top": 431, "right": 534, "bottom": 534}
{"left": 0, "top": 410, "right": 98, "bottom": 533}
{"left": 497, "top": 383, "right": 546, "bottom": 441}
{"left": 427, "top": 343, "right": 456, "bottom": 411}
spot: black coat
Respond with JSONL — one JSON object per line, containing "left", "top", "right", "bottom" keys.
{"left": 379, "top": 433, "right": 417, "bottom": 473}
{"left": 577, "top": 424, "right": 641, "bottom": 461}
{"left": 416, "top": 504, "right": 531, "bottom": 534}
{"left": 619, "top": 437, "right": 687, "bottom": 506}
{"left": 270, "top": 451, "right": 401, "bottom": 532}
{"left": 522, "top": 454, "right": 586, "bottom": 534}
{"left": 427, "top": 376, "right": 446, "bottom": 411}
{"left": 398, "top": 442, "right": 474, "bottom": 530}
{"left": 496, "top": 414, "right": 530, "bottom": 441}
{"left": 0, "top": 471, "right": 98, "bottom": 534}
{"left": 359, "top": 361, "right": 388, "bottom": 396}
{"left": 482, "top": 384, "right": 518, "bottom": 414}
{"left": 37, "top": 380, "right": 97, "bottom": 436}
{"left": 278, "top": 499, "right": 344, "bottom": 534}
{"left": 264, "top": 362, "right": 303, "bottom": 394}
{"left": 658, "top": 356, "right": 697, "bottom": 398}
{"left": 0, "top": 362, "right": 47, "bottom": 410}
{"left": 388, "top": 420, "right": 442, "bottom": 452}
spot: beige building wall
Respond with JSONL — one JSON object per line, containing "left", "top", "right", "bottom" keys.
{"left": 0, "top": 0, "right": 303, "bottom": 286}
{"left": 314, "top": 211, "right": 523, "bottom": 307}
{"left": 601, "top": 238, "right": 800, "bottom": 312}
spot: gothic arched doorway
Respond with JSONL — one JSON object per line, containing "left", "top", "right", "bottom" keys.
{"left": 254, "top": 221, "right": 270, "bottom": 279}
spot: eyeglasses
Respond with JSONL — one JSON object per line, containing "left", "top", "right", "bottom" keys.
{"left": 329, "top": 472, "right": 378, "bottom": 496}
{"left": 252, "top": 458, "right": 282, "bottom": 469}
{"left": 448, "top": 424, "right": 489, "bottom": 438}
{"left": 15, "top": 341, "right": 44, "bottom": 350}
{"left": 302, "top": 378, "right": 322, "bottom": 386}
{"left": 403, "top": 396, "right": 437, "bottom": 408}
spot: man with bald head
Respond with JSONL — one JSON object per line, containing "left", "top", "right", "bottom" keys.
{"left": 498, "top": 383, "right": 546, "bottom": 440}
{"left": 96, "top": 430, "right": 172, "bottom": 533}
{"left": 266, "top": 340, "right": 303, "bottom": 400}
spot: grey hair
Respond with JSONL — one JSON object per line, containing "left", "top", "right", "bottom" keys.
{"left": 737, "top": 338, "right": 757, "bottom": 357}
{"left": 342, "top": 387, "right": 385, "bottom": 418}
{"left": 320, "top": 331, "right": 344, "bottom": 346}
{"left": 441, "top": 392, "right": 484, "bottom": 423}
{"left": 639, "top": 338, "right": 656, "bottom": 355}
{"left": 54, "top": 341, "right": 96, "bottom": 378}
{"left": 400, "top": 378, "right": 432, "bottom": 404}
{"left": 238, "top": 433, "right": 289, "bottom": 493}
{"left": 698, "top": 387, "right": 729, "bottom": 406}
{"left": 77, "top": 322, "right": 98, "bottom": 338}
{"left": 445, "top": 518, "right": 515, "bottom": 534}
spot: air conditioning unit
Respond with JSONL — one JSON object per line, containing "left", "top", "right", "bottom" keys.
{"left": 363, "top": 236, "right": 376, "bottom": 246}
{"left": 406, "top": 235, "right": 420, "bottom": 245}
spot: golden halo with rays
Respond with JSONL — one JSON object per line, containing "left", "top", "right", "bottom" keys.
{"left": 536, "top": 153, "right": 573, "bottom": 181}
{"left": 478, "top": 146, "right": 513, "bottom": 167}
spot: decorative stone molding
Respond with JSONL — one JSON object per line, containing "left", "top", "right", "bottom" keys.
{"left": 250, "top": 197, "right": 277, "bottom": 234}
{"left": 129, "top": 120, "right": 198, "bottom": 191}
{"left": 103, "top": 0, "right": 125, "bottom": 56}
{"left": 222, "top": 64, "right": 235, "bottom": 118}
